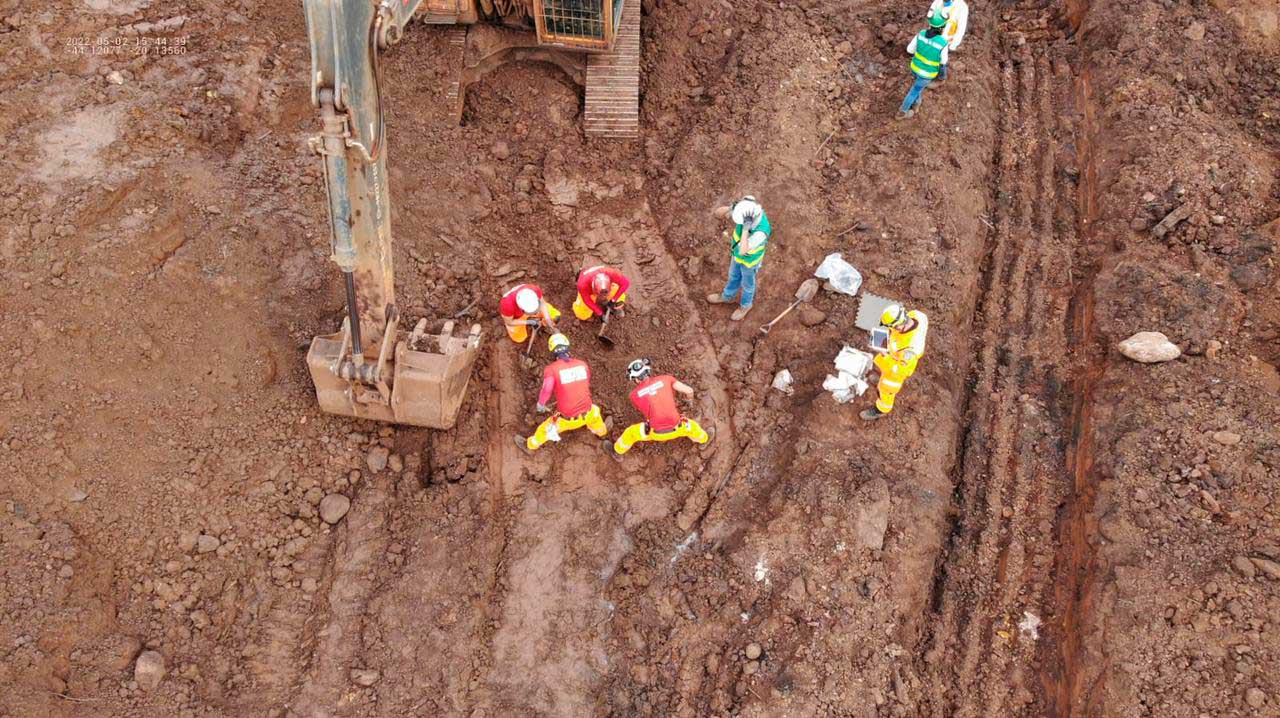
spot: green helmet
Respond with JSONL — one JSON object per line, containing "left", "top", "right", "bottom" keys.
{"left": 928, "top": 11, "right": 948, "bottom": 28}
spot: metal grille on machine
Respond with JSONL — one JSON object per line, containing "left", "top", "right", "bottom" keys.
{"left": 541, "top": 0, "right": 606, "bottom": 40}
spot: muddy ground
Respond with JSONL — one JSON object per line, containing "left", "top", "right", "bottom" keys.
{"left": 1, "top": 0, "right": 1278, "bottom": 716}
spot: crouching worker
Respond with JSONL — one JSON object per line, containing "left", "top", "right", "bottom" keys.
{"left": 573, "top": 265, "right": 631, "bottom": 322}
{"left": 518, "top": 333, "right": 610, "bottom": 453}
{"left": 612, "top": 358, "right": 711, "bottom": 456}
{"left": 499, "top": 283, "right": 560, "bottom": 344}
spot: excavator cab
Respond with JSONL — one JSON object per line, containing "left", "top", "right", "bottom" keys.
{"left": 532, "top": 0, "right": 622, "bottom": 50}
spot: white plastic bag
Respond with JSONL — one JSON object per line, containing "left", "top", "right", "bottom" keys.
{"left": 814, "top": 252, "right": 863, "bottom": 296}
{"left": 823, "top": 346, "right": 873, "bottom": 402}
{"left": 834, "top": 346, "right": 873, "bottom": 378}
{"left": 771, "top": 369, "right": 794, "bottom": 395}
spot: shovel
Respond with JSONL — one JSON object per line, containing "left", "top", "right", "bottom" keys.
{"left": 759, "top": 278, "right": 820, "bottom": 335}
{"left": 521, "top": 322, "right": 540, "bottom": 367}
{"left": 597, "top": 305, "right": 615, "bottom": 348}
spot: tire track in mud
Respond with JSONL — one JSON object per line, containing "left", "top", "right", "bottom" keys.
{"left": 914, "top": 5, "right": 1085, "bottom": 714}
{"left": 292, "top": 478, "right": 392, "bottom": 716}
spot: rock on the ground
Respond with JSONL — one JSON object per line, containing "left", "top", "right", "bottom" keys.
{"left": 490, "top": 140, "right": 511, "bottom": 160}
{"left": 1246, "top": 688, "right": 1267, "bottom": 709}
{"left": 745, "top": 642, "right": 762, "bottom": 660}
{"left": 798, "top": 306, "right": 827, "bottom": 327}
{"left": 1117, "top": 331, "right": 1181, "bottom": 363}
{"left": 351, "top": 668, "right": 380, "bottom": 686}
{"left": 134, "top": 650, "right": 166, "bottom": 691}
{"left": 366, "top": 446, "right": 389, "bottom": 472}
{"left": 319, "top": 494, "right": 351, "bottom": 525}
{"left": 853, "top": 479, "right": 891, "bottom": 550}
{"left": 1211, "top": 431, "right": 1242, "bottom": 446}
{"left": 1233, "top": 556, "right": 1257, "bottom": 578}
{"left": 542, "top": 149, "right": 580, "bottom": 207}
{"left": 196, "top": 534, "right": 220, "bottom": 554}
{"left": 1252, "top": 558, "right": 1280, "bottom": 581}
{"left": 105, "top": 635, "right": 143, "bottom": 672}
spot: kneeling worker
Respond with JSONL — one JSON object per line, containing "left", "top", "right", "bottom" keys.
{"left": 862, "top": 304, "right": 928, "bottom": 421}
{"left": 573, "top": 265, "right": 631, "bottom": 322}
{"left": 519, "top": 333, "right": 610, "bottom": 452}
{"left": 613, "top": 358, "right": 710, "bottom": 455}
{"left": 499, "top": 283, "right": 560, "bottom": 344}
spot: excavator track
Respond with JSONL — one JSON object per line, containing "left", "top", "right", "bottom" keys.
{"left": 583, "top": 0, "right": 640, "bottom": 139}
{"left": 444, "top": 25, "right": 468, "bottom": 123}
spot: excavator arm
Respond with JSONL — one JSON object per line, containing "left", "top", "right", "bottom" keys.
{"left": 303, "top": 0, "right": 482, "bottom": 429}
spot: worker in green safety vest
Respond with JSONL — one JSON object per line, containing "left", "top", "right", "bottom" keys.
{"left": 706, "top": 195, "right": 772, "bottom": 321}
{"left": 900, "top": 12, "right": 950, "bottom": 118}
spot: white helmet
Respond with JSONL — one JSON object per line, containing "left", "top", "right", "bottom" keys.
{"left": 731, "top": 196, "right": 762, "bottom": 226}
{"left": 626, "top": 358, "right": 652, "bottom": 381}
{"left": 515, "top": 288, "right": 540, "bottom": 314}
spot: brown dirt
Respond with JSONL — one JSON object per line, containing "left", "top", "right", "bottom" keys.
{"left": 1, "top": 0, "right": 1277, "bottom": 716}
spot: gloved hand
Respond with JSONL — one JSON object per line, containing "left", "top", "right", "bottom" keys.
{"left": 536, "top": 403, "right": 549, "bottom": 414}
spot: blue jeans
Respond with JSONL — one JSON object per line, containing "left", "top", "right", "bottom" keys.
{"left": 900, "top": 75, "right": 933, "bottom": 113}
{"left": 721, "top": 260, "right": 758, "bottom": 307}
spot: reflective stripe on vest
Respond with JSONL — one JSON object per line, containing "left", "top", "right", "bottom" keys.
{"left": 911, "top": 31, "right": 947, "bottom": 79}
{"left": 731, "top": 211, "right": 772, "bottom": 268}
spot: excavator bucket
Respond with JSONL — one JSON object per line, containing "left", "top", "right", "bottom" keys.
{"left": 307, "top": 320, "right": 482, "bottom": 429}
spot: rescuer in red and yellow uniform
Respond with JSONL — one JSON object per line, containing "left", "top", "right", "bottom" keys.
{"left": 612, "top": 358, "right": 710, "bottom": 456}
{"left": 862, "top": 304, "right": 929, "bottom": 420}
{"left": 518, "top": 333, "right": 610, "bottom": 452}
{"left": 498, "top": 283, "right": 561, "bottom": 344}
{"left": 572, "top": 265, "right": 631, "bottom": 322}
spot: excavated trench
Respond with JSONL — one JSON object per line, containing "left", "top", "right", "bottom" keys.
{"left": 913, "top": 0, "right": 1107, "bottom": 714}
{"left": 1045, "top": 2, "right": 1106, "bottom": 714}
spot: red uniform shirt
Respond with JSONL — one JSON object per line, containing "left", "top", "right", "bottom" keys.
{"left": 629, "top": 374, "right": 681, "bottom": 432}
{"left": 576, "top": 266, "right": 631, "bottom": 317}
{"left": 499, "top": 283, "right": 543, "bottom": 318}
{"left": 542, "top": 358, "right": 594, "bottom": 418}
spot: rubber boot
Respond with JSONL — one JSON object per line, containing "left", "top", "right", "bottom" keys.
{"left": 730, "top": 305, "right": 753, "bottom": 321}
{"left": 514, "top": 434, "right": 533, "bottom": 455}
{"left": 707, "top": 293, "right": 730, "bottom": 304}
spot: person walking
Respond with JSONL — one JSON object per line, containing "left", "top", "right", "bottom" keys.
{"left": 706, "top": 195, "right": 772, "bottom": 321}
{"left": 900, "top": 13, "right": 950, "bottom": 118}
{"left": 928, "top": 0, "right": 969, "bottom": 80}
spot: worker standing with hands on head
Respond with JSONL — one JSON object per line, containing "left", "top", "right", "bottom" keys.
{"left": 900, "top": 12, "right": 950, "bottom": 118}
{"left": 612, "top": 359, "right": 710, "bottom": 456}
{"left": 862, "top": 304, "right": 929, "bottom": 421}
{"left": 706, "top": 195, "right": 772, "bottom": 321}
{"left": 499, "top": 282, "right": 560, "bottom": 344}
{"left": 928, "top": 0, "right": 968, "bottom": 80}
{"left": 573, "top": 265, "right": 631, "bottom": 322}
{"left": 518, "top": 334, "right": 611, "bottom": 453}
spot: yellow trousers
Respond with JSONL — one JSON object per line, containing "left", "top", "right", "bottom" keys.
{"left": 527, "top": 404, "right": 607, "bottom": 451}
{"left": 504, "top": 302, "right": 561, "bottom": 343}
{"left": 873, "top": 353, "right": 918, "bottom": 414}
{"left": 613, "top": 418, "right": 708, "bottom": 455}
{"left": 572, "top": 289, "right": 627, "bottom": 321}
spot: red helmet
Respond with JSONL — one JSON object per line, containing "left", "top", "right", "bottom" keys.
{"left": 591, "top": 272, "right": 611, "bottom": 294}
